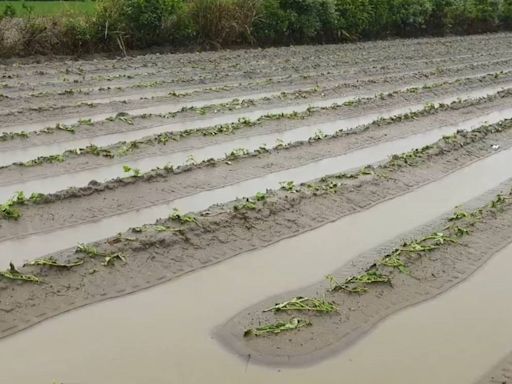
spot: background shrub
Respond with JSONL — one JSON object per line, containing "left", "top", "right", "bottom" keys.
{"left": 0, "top": 0, "right": 511, "bottom": 58}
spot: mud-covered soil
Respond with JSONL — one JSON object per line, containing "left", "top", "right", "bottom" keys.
{"left": 478, "top": 353, "right": 512, "bottom": 383}
{"left": 1, "top": 33, "right": 512, "bottom": 381}
{"left": 1, "top": 93, "right": 512, "bottom": 243}
{"left": 0, "top": 122, "right": 511, "bottom": 339}
{"left": 218, "top": 183, "right": 512, "bottom": 366}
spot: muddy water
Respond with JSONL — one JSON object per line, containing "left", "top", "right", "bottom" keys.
{"left": 1, "top": 105, "right": 510, "bottom": 201}
{"left": 0, "top": 176, "right": 511, "bottom": 383}
{"left": 2, "top": 143, "right": 512, "bottom": 268}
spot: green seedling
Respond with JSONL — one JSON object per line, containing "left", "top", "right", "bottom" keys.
{"left": 448, "top": 210, "right": 470, "bottom": 221}
{"left": 117, "top": 115, "right": 134, "bottom": 125}
{"left": 264, "top": 297, "right": 336, "bottom": 313}
{"left": 0, "top": 191, "right": 27, "bottom": 220}
{"left": 312, "top": 130, "right": 326, "bottom": 140}
{"left": 420, "top": 232, "right": 458, "bottom": 246}
{"left": 0, "top": 263, "right": 40, "bottom": 283}
{"left": 226, "top": 148, "right": 249, "bottom": 160}
{"left": 170, "top": 209, "right": 198, "bottom": 225}
{"left": 75, "top": 243, "right": 101, "bottom": 257}
{"left": 379, "top": 253, "right": 409, "bottom": 273}
{"left": 255, "top": 192, "right": 267, "bottom": 201}
{"left": 27, "top": 257, "right": 84, "bottom": 269}
{"left": 280, "top": 181, "right": 297, "bottom": 192}
{"left": 244, "top": 318, "right": 311, "bottom": 337}
{"left": 78, "top": 118, "right": 94, "bottom": 126}
{"left": 122, "top": 165, "right": 141, "bottom": 177}
{"left": 55, "top": 123, "right": 75, "bottom": 133}
{"left": 234, "top": 198, "right": 257, "bottom": 211}
{"left": 186, "top": 155, "right": 198, "bottom": 165}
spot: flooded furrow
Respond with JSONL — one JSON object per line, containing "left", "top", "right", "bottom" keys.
{"left": 0, "top": 90, "right": 285, "bottom": 134}
{"left": 4, "top": 40, "right": 512, "bottom": 96}
{"left": 2, "top": 105, "right": 511, "bottom": 198}
{"left": 1, "top": 127, "right": 512, "bottom": 267}
{"left": 2, "top": 79, "right": 512, "bottom": 166}
{"left": 5, "top": 55, "right": 511, "bottom": 111}
{"left": 0, "top": 159, "right": 510, "bottom": 383}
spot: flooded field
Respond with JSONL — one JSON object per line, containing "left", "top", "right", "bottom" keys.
{"left": 1, "top": 33, "right": 512, "bottom": 383}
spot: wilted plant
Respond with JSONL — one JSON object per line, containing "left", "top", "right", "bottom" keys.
{"left": 27, "top": 257, "right": 84, "bottom": 269}
{"left": 170, "top": 208, "right": 198, "bottom": 225}
{"left": 244, "top": 318, "right": 311, "bottom": 337}
{"left": 264, "top": 297, "right": 336, "bottom": 313}
{"left": 122, "top": 165, "right": 141, "bottom": 177}
{"left": 327, "top": 270, "right": 391, "bottom": 294}
{"left": 0, "top": 263, "right": 40, "bottom": 283}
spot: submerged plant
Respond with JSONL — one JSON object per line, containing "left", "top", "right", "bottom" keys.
{"left": 264, "top": 297, "right": 336, "bottom": 313}
{"left": 244, "top": 318, "right": 311, "bottom": 337}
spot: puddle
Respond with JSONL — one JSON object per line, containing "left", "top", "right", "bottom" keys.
{"left": 1, "top": 143, "right": 512, "bottom": 267}
{"left": 1, "top": 105, "right": 511, "bottom": 200}
{"left": 0, "top": 165, "right": 510, "bottom": 383}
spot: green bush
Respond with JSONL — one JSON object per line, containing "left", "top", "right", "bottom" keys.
{"left": 334, "top": 0, "right": 371, "bottom": 40}
{"left": 96, "top": 0, "right": 183, "bottom": 48}
{"left": 253, "top": 0, "right": 337, "bottom": 44}
{"left": 502, "top": 0, "right": 512, "bottom": 28}
{"left": 0, "top": 0, "right": 511, "bottom": 58}
{"left": 2, "top": 4, "right": 17, "bottom": 18}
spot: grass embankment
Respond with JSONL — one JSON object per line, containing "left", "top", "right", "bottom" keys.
{"left": 0, "top": 0, "right": 511, "bottom": 57}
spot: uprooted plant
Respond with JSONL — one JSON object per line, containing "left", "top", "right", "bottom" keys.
{"left": 244, "top": 318, "right": 311, "bottom": 337}
{"left": 264, "top": 297, "right": 336, "bottom": 313}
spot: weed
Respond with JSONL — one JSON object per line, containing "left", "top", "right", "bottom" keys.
{"left": 264, "top": 297, "right": 336, "bottom": 313}
{"left": 244, "top": 318, "right": 311, "bottom": 337}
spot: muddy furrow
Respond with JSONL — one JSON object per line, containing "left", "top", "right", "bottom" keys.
{"left": 3, "top": 65, "right": 511, "bottom": 134}
{"left": 0, "top": 122, "right": 511, "bottom": 339}
{"left": 477, "top": 353, "right": 512, "bottom": 383}
{"left": 2, "top": 72, "right": 511, "bottom": 165}
{"left": 3, "top": 32, "right": 511, "bottom": 93}
{"left": 4, "top": 51, "right": 511, "bottom": 111}
{"left": 219, "top": 179, "right": 512, "bottom": 365}
{"left": 1, "top": 80, "right": 511, "bottom": 194}
{"left": 1, "top": 97, "right": 512, "bottom": 245}
{"left": 2, "top": 189, "right": 512, "bottom": 383}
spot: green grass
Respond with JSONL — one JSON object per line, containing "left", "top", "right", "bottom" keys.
{"left": 0, "top": 1, "right": 96, "bottom": 17}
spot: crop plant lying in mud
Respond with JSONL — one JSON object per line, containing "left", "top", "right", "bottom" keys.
{"left": 242, "top": 188, "right": 512, "bottom": 338}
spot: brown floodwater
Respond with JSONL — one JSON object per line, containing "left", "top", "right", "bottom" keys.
{"left": 0, "top": 168, "right": 511, "bottom": 383}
